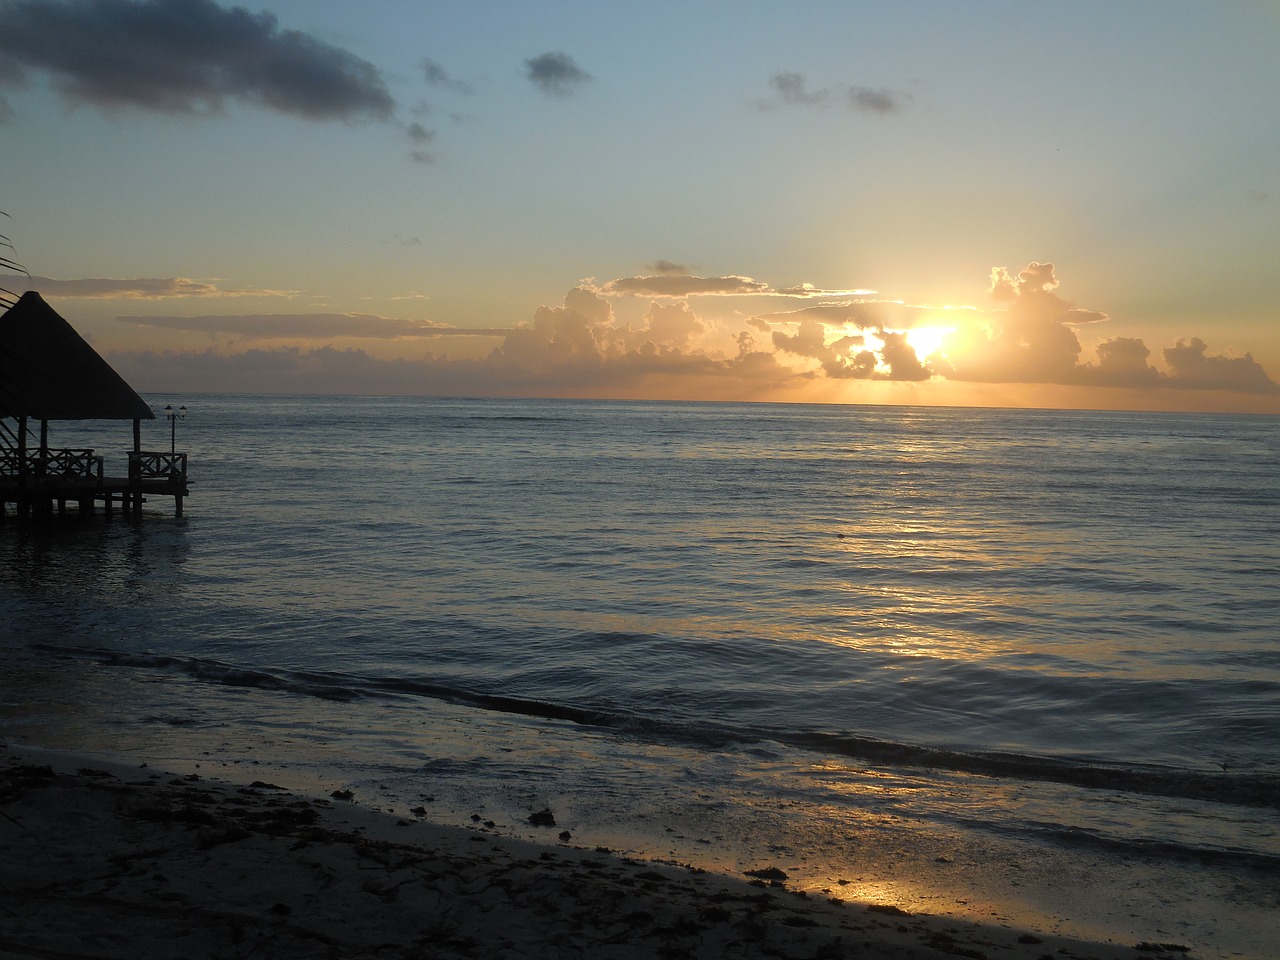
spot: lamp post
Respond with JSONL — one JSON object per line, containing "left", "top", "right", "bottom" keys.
{"left": 164, "top": 404, "right": 187, "bottom": 456}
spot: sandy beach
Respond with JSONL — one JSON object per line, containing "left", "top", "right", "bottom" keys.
{"left": 0, "top": 745, "right": 1200, "bottom": 960}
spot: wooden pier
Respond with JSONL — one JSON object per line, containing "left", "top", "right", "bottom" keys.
{"left": 1, "top": 291, "right": 190, "bottom": 521}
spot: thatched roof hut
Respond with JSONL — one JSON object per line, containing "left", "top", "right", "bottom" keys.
{"left": 0, "top": 291, "right": 153, "bottom": 421}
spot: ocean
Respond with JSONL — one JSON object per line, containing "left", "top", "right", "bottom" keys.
{"left": 2, "top": 395, "right": 1278, "bottom": 957}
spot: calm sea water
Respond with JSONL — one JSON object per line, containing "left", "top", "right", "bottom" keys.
{"left": 3, "top": 396, "right": 1278, "bottom": 955}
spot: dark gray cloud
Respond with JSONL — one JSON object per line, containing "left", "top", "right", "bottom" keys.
{"left": 847, "top": 86, "right": 909, "bottom": 114}
{"left": 762, "top": 71, "right": 911, "bottom": 115}
{"left": 646, "top": 259, "right": 691, "bottom": 275}
{"left": 421, "top": 58, "right": 472, "bottom": 95}
{"left": 405, "top": 122, "right": 434, "bottom": 144}
{"left": 524, "top": 52, "right": 592, "bottom": 96}
{"left": 402, "top": 121, "right": 437, "bottom": 163}
{"left": 0, "top": 0, "right": 394, "bottom": 121}
{"left": 770, "top": 72, "right": 828, "bottom": 107}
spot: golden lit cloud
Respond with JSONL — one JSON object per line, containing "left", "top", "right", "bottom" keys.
{"left": 596, "top": 275, "right": 874, "bottom": 299}
{"left": 87, "top": 263, "right": 1277, "bottom": 408}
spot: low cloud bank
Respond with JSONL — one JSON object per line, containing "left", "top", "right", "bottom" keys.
{"left": 6, "top": 275, "right": 293, "bottom": 299}
{"left": 117, "top": 312, "right": 509, "bottom": 340}
{"left": 102, "top": 263, "right": 1277, "bottom": 405}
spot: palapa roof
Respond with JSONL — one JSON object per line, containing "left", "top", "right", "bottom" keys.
{"left": 0, "top": 291, "right": 154, "bottom": 420}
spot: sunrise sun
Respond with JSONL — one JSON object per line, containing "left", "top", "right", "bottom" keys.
{"left": 903, "top": 325, "right": 954, "bottom": 361}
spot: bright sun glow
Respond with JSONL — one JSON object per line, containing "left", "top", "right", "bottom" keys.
{"left": 903, "top": 325, "right": 954, "bottom": 360}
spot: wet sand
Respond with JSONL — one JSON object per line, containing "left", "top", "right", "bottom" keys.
{"left": 0, "top": 745, "right": 1199, "bottom": 960}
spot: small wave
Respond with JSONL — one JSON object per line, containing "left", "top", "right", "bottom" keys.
{"left": 39, "top": 644, "right": 1280, "bottom": 811}
{"left": 39, "top": 646, "right": 359, "bottom": 703}
{"left": 779, "top": 730, "right": 1280, "bottom": 810}
{"left": 1018, "top": 822, "right": 1280, "bottom": 872}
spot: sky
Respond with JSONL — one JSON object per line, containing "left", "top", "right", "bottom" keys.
{"left": 2, "top": 0, "right": 1278, "bottom": 413}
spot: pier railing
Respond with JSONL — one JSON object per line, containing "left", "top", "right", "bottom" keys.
{"left": 0, "top": 449, "right": 104, "bottom": 481}
{"left": 129, "top": 450, "right": 188, "bottom": 481}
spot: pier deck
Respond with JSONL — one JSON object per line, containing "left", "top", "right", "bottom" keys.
{"left": 0, "top": 451, "right": 189, "bottom": 520}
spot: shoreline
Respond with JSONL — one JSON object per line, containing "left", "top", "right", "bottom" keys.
{"left": 2, "top": 743, "right": 1197, "bottom": 960}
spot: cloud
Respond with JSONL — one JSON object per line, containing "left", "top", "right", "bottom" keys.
{"left": 597, "top": 274, "right": 874, "bottom": 298}
{"left": 489, "top": 287, "right": 791, "bottom": 389}
{"left": 405, "top": 122, "right": 434, "bottom": 144}
{"left": 107, "top": 287, "right": 798, "bottom": 399}
{"left": 877, "top": 329, "right": 931, "bottom": 381}
{"left": 761, "top": 71, "right": 911, "bottom": 115}
{"left": 747, "top": 262, "right": 1277, "bottom": 394}
{"left": 116, "top": 312, "right": 510, "bottom": 340}
{"left": 936, "top": 262, "right": 1278, "bottom": 394}
{"left": 753, "top": 301, "right": 895, "bottom": 328}
{"left": 109, "top": 345, "right": 444, "bottom": 396}
{"left": 770, "top": 72, "right": 828, "bottom": 107}
{"left": 600, "top": 275, "right": 770, "bottom": 297}
{"left": 646, "top": 259, "right": 691, "bottom": 275}
{"left": 1161, "top": 337, "right": 1278, "bottom": 393}
{"left": 0, "top": 0, "right": 393, "bottom": 121}
{"left": 1077, "top": 337, "right": 1163, "bottom": 388}
{"left": 0, "top": 58, "right": 20, "bottom": 122}
{"left": 939, "top": 262, "right": 1097, "bottom": 384}
{"left": 772, "top": 282, "right": 878, "bottom": 298}
{"left": 401, "top": 120, "right": 437, "bottom": 163}
{"left": 3, "top": 274, "right": 294, "bottom": 299}
{"left": 771, "top": 318, "right": 929, "bottom": 381}
{"left": 846, "top": 86, "right": 909, "bottom": 115}
{"left": 421, "top": 58, "right": 472, "bottom": 95}
{"left": 623, "top": 300, "right": 705, "bottom": 351}
{"left": 524, "top": 52, "right": 593, "bottom": 97}
{"left": 90, "top": 268, "right": 1278, "bottom": 402}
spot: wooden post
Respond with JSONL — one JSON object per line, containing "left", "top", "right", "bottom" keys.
{"left": 131, "top": 418, "right": 142, "bottom": 518}
{"left": 17, "top": 415, "right": 28, "bottom": 519}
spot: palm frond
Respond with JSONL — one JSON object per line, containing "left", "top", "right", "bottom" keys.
{"left": 0, "top": 212, "right": 30, "bottom": 304}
